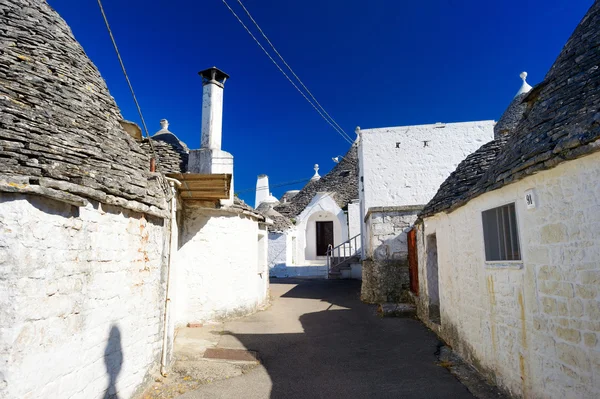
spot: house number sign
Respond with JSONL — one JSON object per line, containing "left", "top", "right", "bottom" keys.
{"left": 524, "top": 189, "right": 536, "bottom": 209}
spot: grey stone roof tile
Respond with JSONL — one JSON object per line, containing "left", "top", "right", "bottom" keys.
{"left": 421, "top": 1, "right": 600, "bottom": 218}
{"left": 256, "top": 202, "right": 292, "bottom": 232}
{"left": 0, "top": 0, "right": 169, "bottom": 215}
{"left": 274, "top": 143, "right": 359, "bottom": 218}
{"left": 140, "top": 135, "right": 189, "bottom": 174}
{"left": 494, "top": 92, "right": 529, "bottom": 139}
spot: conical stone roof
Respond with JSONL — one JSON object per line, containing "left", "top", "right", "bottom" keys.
{"left": 140, "top": 120, "right": 189, "bottom": 174}
{"left": 421, "top": 1, "right": 600, "bottom": 218}
{"left": 0, "top": 0, "right": 169, "bottom": 216}
{"left": 274, "top": 143, "right": 359, "bottom": 218}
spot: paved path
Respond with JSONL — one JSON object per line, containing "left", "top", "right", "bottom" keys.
{"left": 180, "top": 278, "right": 475, "bottom": 399}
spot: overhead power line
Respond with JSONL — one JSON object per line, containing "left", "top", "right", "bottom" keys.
{"left": 221, "top": 0, "right": 353, "bottom": 145}
{"left": 96, "top": 0, "right": 160, "bottom": 169}
{"left": 235, "top": 177, "right": 311, "bottom": 194}
{"left": 235, "top": 0, "right": 354, "bottom": 144}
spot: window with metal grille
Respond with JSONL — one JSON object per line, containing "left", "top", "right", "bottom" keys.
{"left": 482, "top": 203, "right": 521, "bottom": 261}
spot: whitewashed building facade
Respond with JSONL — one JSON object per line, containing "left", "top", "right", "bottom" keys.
{"left": 0, "top": 3, "right": 268, "bottom": 397}
{"left": 258, "top": 143, "right": 361, "bottom": 278}
{"left": 357, "top": 120, "right": 495, "bottom": 302}
{"left": 415, "top": 3, "right": 600, "bottom": 397}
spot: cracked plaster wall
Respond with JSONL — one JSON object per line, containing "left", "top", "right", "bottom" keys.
{"left": 0, "top": 193, "right": 169, "bottom": 399}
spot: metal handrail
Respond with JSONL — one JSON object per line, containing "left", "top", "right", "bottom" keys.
{"left": 326, "top": 234, "right": 361, "bottom": 276}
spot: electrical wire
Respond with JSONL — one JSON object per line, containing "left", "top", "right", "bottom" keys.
{"left": 235, "top": 177, "right": 311, "bottom": 194}
{"left": 96, "top": 0, "right": 161, "bottom": 170}
{"left": 221, "top": 0, "right": 353, "bottom": 145}
{"left": 235, "top": 0, "right": 354, "bottom": 143}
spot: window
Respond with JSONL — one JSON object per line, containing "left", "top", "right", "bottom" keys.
{"left": 482, "top": 203, "right": 521, "bottom": 261}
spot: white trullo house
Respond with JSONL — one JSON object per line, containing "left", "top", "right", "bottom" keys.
{"left": 415, "top": 2, "right": 600, "bottom": 397}
{"left": 0, "top": 2, "right": 268, "bottom": 398}
{"left": 256, "top": 143, "right": 361, "bottom": 279}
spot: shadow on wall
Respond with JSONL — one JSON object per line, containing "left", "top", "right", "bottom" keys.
{"left": 178, "top": 207, "right": 211, "bottom": 249}
{"left": 225, "top": 279, "right": 473, "bottom": 399}
{"left": 0, "top": 192, "right": 80, "bottom": 218}
{"left": 104, "top": 325, "right": 123, "bottom": 399}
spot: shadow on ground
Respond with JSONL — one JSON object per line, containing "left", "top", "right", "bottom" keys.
{"left": 220, "top": 278, "right": 474, "bottom": 399}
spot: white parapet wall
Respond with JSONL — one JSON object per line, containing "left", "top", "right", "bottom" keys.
{"left": 174, "top": 207, "right": 269, "bottom": 325}
{"left": 416, "top": 150, "right": 600, "bottom": 398}
{"left": 268, "top": 232, "right": 287, "bottom": 276}
{"left": 359, "top": 121, "right": 495, "bottom": 211}
{"left": 361, "top": 206, "right": 422, "bottom": 303}
{"left": 0, "top": 193, "right": 169, "bottom": 399}
{"left": 348, "top": 200, "right": 361, "bottom": 247}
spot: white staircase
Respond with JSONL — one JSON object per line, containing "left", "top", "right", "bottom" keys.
{"left": 326, "top": 234, "right": 361, "bottom": 279}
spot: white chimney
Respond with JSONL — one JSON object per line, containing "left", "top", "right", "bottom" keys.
{"left": 188, "top": 67, "right": 234, "bottom": 205}
{"left": 255, "top": 174, "right": 269, "bottom": 208}
{"left": 199, "top": 67, "right": 228, "bottom": 149}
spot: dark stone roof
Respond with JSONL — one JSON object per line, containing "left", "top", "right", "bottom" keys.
{"left": 140, "top": 130, "right": 189, "bottom": 174}
{"left": 493, "top": 92, "right": 529, "bottom": 139}
{"left": 280, "top": 190, "right": 300, "bottom": 203}
{"left": 153, "top": 131, "right": 189, "bottom": 152}
{"left": 233, "top": 196, "right": 254, "bottom": 212}
{"left": 256, "top": 202, "right": 274, "bottom": 213}
{"left": 421, "top": 1, "right": 600, "bottom": 218}
{"left": 274, "top": 143, "right": 359, "bottom": 218}
{"left": 231, "top": 196, "right": 264, "bottom": 221}
{"left": 0, "top": 0, "right": 169, "bottom": 216}
{"left": 420, "top": 137, "right": 509, "bottom": 217}
{"left": 256, "top": 202, "right": 292, "bottom": 232}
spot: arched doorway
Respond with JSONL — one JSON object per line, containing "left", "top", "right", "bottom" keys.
{"left": 304, "top": 211, "right": 344, "bottom": 261}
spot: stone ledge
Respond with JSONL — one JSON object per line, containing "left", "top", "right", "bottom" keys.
{"left": 185, "top": 203, "right": 265, "bottom": 222}
{"left": 484, "top": 261, "right": 524, "bottom": 270}
{"left": 0, "top": 174, "right": 170, "bottom": 218}
{"left": 365, "top": 205, "right": 425, "bottom": 222}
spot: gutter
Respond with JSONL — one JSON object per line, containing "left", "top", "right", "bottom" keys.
{"left": 160, "top": 177, "right": 181, "bottom": 376}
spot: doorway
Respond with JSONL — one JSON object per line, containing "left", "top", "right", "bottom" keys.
{"left": 426, "top": 234, "right": 440, "bottom": 324}
{"left": 316, "top": 221, "right": 334, "bottom": 256}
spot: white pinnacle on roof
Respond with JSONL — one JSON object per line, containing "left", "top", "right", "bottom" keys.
{"left": 310, "top": 164, "right": 321, "bottom": 181}
{"left": 515, "top": 71, "right": 533, "bottom": 97}
{"left": 154, "top": 119, "right": 171, "bottom": 135}
{"left": 264, "top": 192, "right": 280, "bottom": 204}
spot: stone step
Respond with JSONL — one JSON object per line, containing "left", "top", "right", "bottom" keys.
{"left": 328, "top": 271, "right": 342, "bottom": 279}
{"left": 377, "top": 303, "right": 417, "bottom": 318}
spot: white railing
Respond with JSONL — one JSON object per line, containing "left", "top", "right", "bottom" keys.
{"left": 326, "top": 234, "right": 361, "bottom": 275}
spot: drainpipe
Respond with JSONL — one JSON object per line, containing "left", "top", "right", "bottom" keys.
{"left": 160, "top": 177, "right": 181, "bottom": 377}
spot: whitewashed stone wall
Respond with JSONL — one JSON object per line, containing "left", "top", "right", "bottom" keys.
{"left": 0, "top": 194, "right": 168, "bottom": 399}
{"left": 174, "top": 207, "right": 269, "bottom": 324}
{"left": 348, "top": 200, "right": 361, "bottom": 245}
{"left": 359, "top": 121, "right": 495, "bottom": 212}
{"left": 361, "top": 207, "right": 420, "bottom": 303}
{"left": 364, "top": 207, "right": 420, "bottom": 261}
{"left": 268, "top": 232, "right": 288, "bottom": 277}
{"left": 417, "top": 151, "right": 600, "bottom": 398}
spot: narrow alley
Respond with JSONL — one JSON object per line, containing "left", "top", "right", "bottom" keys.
{"left": 171, "top": 279, "right": 483, "bottom": 399}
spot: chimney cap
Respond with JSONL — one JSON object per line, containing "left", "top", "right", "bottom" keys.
{"left": 198, "top": 66, "right": 230, "bottom": 87}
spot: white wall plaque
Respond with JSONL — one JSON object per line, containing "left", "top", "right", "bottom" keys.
{"left": 524, "top": 189, "right": 536, "bottom": 209}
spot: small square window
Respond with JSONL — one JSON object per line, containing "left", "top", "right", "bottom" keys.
{"left": 482, "top": 203, "right": 521, "bottom": 261}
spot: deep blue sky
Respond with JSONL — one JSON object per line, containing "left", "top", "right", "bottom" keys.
{"left": 49, "top": 0, "right": 591, "bottom": 205}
